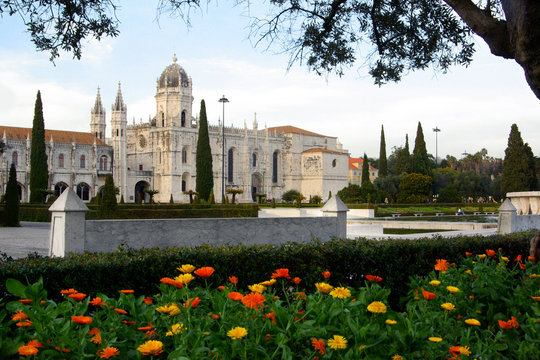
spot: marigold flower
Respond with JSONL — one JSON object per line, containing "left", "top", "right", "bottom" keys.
{"left": 296, "top": 291, "right": 306, "bottom": 300}
{"left": 90, "top": 331, "right": 102, "bottom": 344}
{"left": 88, "top": 327, "right": 100, "bottom": 335}
{"left": 530, "top": 274, "right": 539, "bottom": 278}
{"left": 465, "top": 252, "right": 472, "bottom": 256}
{"left": 166, "top": 323, "right": 185, "bottom": 336}
{"left": 385, "top": 319, "right": 397, "bottom": 325}
{"left": 434, "top": 259, "right": 449, "bottom": 272}
{"left": 477, "top": 254, "right": 486, "bottom": 259}
{"left": 441, "top": 303, "right": 455, "bottom": 311}
{"left": 89, "top": 297, "right": 106, "bottom": 306}
{"left": 485, "top": 249, "right": 496, "bottom": 257}
{"left": 184, "top": 297, "right": 201, "bottom": 308}
{"left": 367, "top": 301, "right": 387, "bottom": 313}
{"left": 12, "top": 310, "right": 29, "bottom": 321}
{"left": 26, "top": 340, "right": 43, "bottom": 348}
{"left": 18, "top": 345, "right": 39, "bottom": 356}
{"left": 500, "top": 256, "right": 509, "bottom": 262}
{"left": 532, "top": 296, "right": 540, "bottom": 302}
{"left": 259, "top": 279, "right": 277, "bottom": 287}
{"left": 156, "top": 303, "right": 180, "bottom": 316}
{"left": 227, "top": 326, "right": 248, "bottom": 340}
{"left": 71, "top": 316, "right": 92, "bottom": 324}
{"left": 211, "top": 313, "right": 220, "bottom": 319}
{"left": 16, "top": 320, "right": 32, "bottom": 327}
{"left": 265, "top": 311, "right": 277, "bottom": 324}
{"left": 392, "top": 355, "right": 403, "bottom": 360}
{"left": 137, "top": 340, "right": 163, "bottom": 356}
{"left": 122, "top": 320, "right": 136, "bottom": 325}
{"left": 177, "top": 264, "right": 196, "bottom": 273}
{"left": 498, "top": 319, "right": 512, "bottom": 330}
{"left": 330, "top": 287, "right": 351, "bottom": 299}
{"left": 242, "top": 292, "right": 266, "bottom": 310}
{"left": 291, "top": 277, "right": 302, "bottom": 285}
{"left": 54, "top": 346, "right": 70, "bottom": 353}
{"left": 174, "top": 273, "right": 195, "bottom": 285}
{"left": 137, "top": 324, "right": 153, "bottom": 332}
{"left": 120, "top": 289, "right": 134, "bottom": 294}
{"left": 114, "top": 308, "right": 127, "bottom": 315}
{"left": 422, "top": 289, "right": 437, "bottom": 300}
{"left": 446, "top": 286, "right": 460, "bottom": 294}
{"left": 228, "top": 292, "right": 243, "bottom": 301}
{"left": 218, "top": 285, "right": 225, "bottom": 291}
{"left": 271, "top": 268, "right": 291, "bottom": 279}
{"left": 459, "top": 346, "right": 471, "bottom": 356}
{"left": 312, "top": 338, "right": 326, "bottom": 355}
{"left": 428, "top": 337, "right": 443, "bottom": 342}
{"left": 315, "top": 282, "right": 333, "bottom": 294}
{"left": 69, "top": 293, "right": 87, "bottom": 301}
{"left": 18, "top": 299, "right": 32, "bottom": 304}
{"left": 464, "top": 269, "right": 473, "bottom": 275}
{"left": 464, "top": 318, "right": 481, "bottom": 326}
{"left": 99, "top": 347, "right": 120, "bottom": 358}
{"left": 160, "top": 277, "right": 184, "bottom": 289}
{"left": 194, "top": 266, "right": 215, "bottom": 278}
{"left": 327, "top": 335, "right": 347, "bottom": 350}
{"left": 229, "top": 276, "right": 239, "bottom": 286}
{"left": 508, "top": 316, "right": 519, "bottom": 328}
{"left": 365, "top": 275, "right": 383, "bottom": 282}
{"left": 143, "top": 296, "right": 153, "bottom": 305}
{"left": 265, "top": 333, "right": 271, "bottom": 341}
{"left": 248, "top": 284, "right": 267, "bottom": 293}
{"left": 61, "top": 288, "right": 78, "bottom": 295}
{"left": 449, "top": 346, "right": 461, "bottom": 356}
{"left": 429, "top": 280, "right": 441, "bottom": 286}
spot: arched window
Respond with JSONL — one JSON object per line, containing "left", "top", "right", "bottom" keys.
{"left": 332, "top": 159, "right": 337, "bottom": 168}
{"left": 181, "top": 110, "right": 186, "bottom": 127}
{"left": 182, "top": 180, "right": 186, "bottom": 192}
{"left": 12, "top": 151, "right": 18, "bottom": 167}
{"left": 161, "top": 113, "right": 165, "bottom": 127}
{"left": 76, "top": 183, "right": 90, "bottom": 201}
{"left": 272, "top": 151, "right": 278, "bottom": 183}
{"left": 99, "top": 155, "right": 108, "bottom": 171}
{"left": 80, "top": 155, "right": 86, "bottom": 169}
{"left": 252, "top": 153, "right": 257, "bottom": 167}
{"left": 228, "top": 148, "right": 234, "bottom": 183}
{"left": 58, "top": 154, "right": 65, "bottom": 168}
{"left": 54, "top": 182, "right": 68, "bottom": 197}
{"left": 182, "top": 147, "right": 188, "bottom": 164}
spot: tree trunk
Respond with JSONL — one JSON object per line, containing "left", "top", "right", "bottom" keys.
{"left": 444, "top": 0, "right": 540, "bottom": 99}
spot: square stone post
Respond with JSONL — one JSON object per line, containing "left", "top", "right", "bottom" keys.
{"left": 48, "top": 188, "right": 89, "bottom": 257}
{"left": 321, "top": 196, "right": 349, "bottom": 239}
{"left": 498, "top": 198, "right": 517, "bottom": 235}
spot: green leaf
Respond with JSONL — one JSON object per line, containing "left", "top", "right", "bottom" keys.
{"left": 5, "top": 278, "right": 26, "bottom": 298}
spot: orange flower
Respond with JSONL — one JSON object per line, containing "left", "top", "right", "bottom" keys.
{"left": 89, "top": 297, "right": 106, "bottom": 306}
{"left": 120, "top": 290, "right": 134, "bottom": 294}
{"left": 18, "top": 299, "right": 32, "bottom": 304}
{"left": 137, "top": 340, "right": 163, "bottom": 356}
{"left": 71, "top": 316, "right": 92, "bottom": 324}
{"left": 194, "top": 266, "right": 215, "bottom": 278}
{"left": 486, "top": 249, "right": 496, "bottom": 257}
{"left": 265, "top": 333, "right": 271, "bottom": 341}
{"left": 12, "top": 310, "right": 29, "bottom": 321}
{"left": 271, "top": 268, "right": 291, "bottom": 279}
{"left": 16, "top": 320, "right": 33, "bottom": 327}
{"left": 229, "top": 276, "right": 238, "bottom": 286}
{"left": 122, "top": 320, "right": 136, "bottom": 325}
{"left": 68, "top": 293, "right": 87, "bottom": 301}
{"left": 99, "top": 347, "right": 120, "bottom": 359}
{"left": 365, "top": 275, "right": 383, "bottom": 282}
{"left": 498, "top": 320, "right": 512, "bottom": 330}
{"left": 184, "top": 297, "right": 201, "bottom": 308}
{"left": 89, "top": 330, "right": 102, "bottom": 344}
{"left": 61, "top": 288, "right": 78, "bottom": 295}
{"left": 26, "top": 340, "right": 43, "bottom": 348}
{"left": 296, "top": 291, "right": 306, "bottom": 300}
{"left": 18, "top": 345, "right": 39, "bottom": 356}
{"left": 422, "top": 289, "right": 437, "bottom": 300}
{"left": 228, "top": 292, "right": 243, "bottom": 301}
{"left": 449, "top": 346, "right": 461, "bottom": 357}
{"left": 143, "top": 296, "right": 153, "bottom": 305}
{"left": 265, "top": 311, "right": 277, "bottom": 325}
{"left": 88, "top": 327, "right": 100, "bottom": 335}
{"left": 321, "top": 271, "right": 331, "bottom": 279}
{"left": 114, "top": 308, "right": 128, "bottom": 315}
{"left": 312, "top": 338, "right": 326, "bottom": 355}
{"left": 508, "top": 316, "right": 519, "bottom": 328}
{"left": 160, "top": 277, "right": 184, "bottom": 289}
{"left": 138, "top": 323, "right": 153, "bottom": 332}
{"left": 211, "top": 313, "right": 220, "bottom": 320}
{"left": 434, "top": 259, "right": 449, "bottom": 272}
{"left": 54, "top": 346, "right": 70, "bottom": 353}
{"left": 242, "top": 292, "right": 266, "bottom": 310}
{"left": 465, "top": 252, "right": 472, "bottom": 256}
{"left": 218, "top": 285, "right": 225, "bottom": 291}
{"left": 291, "top": 277, "right": 302, "bottom": 285}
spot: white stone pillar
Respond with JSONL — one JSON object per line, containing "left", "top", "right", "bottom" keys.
{"left": 48, "top": 188, "right": 89, "bottom": 257}
{"left": 321, "top": 195, "right": 349, "bottom": 239}
{"left": 498, "top": 198, "right": 517, "bottom": 235}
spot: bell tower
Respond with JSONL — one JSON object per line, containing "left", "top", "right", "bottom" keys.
{"left": 111, "top": 82, "right": 127, "bottom": 199}
{"left": 90, "top": 87, "right": 106, "bottom": 140}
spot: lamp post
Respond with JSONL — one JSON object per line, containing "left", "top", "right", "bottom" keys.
{"left": 433, "top": 126, "right": 440, "bottom": 174}
{"left": 219, "top": 95, "right": 229, "bottom": 203}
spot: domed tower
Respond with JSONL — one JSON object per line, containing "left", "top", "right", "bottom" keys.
{"left": 155, "top": 55, "right": 194, "bottom": 128}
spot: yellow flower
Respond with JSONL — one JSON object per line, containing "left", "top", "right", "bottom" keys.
{"left": 531, "top": 296, "right": 540, "bottom": 302}
{"left": 459, "top": 346, "right": 471, "bottom": 356}
{"left": 428, "top": 337, "right": 443, "bottom": 342}
{"left": 441, "top": 303, "right": 455, "bottom": 311}
{"left": 166, "top": 323, "right": 185, "bottom": 336}
{"left": 155, "top": 303, "right": 180, "bottom": 316}
{"left": 446, "top": 286, "right": 460, "bottom": 294}
{"left": 429, "top": 280, "right": 441, "bottom": 286}
{"left": 392, "top": 355, "right": 403, "bottom": 360}
{"left": 465, "top": 318, "right": 481, "bottom": 326}
{"left": 137, "top": 340, "right": 163, "bottom": 356}
{"left": 530, "top": 274, "right": 539, "bottom": 279}
{"left": 367, "top": 301, "right": 387, "bottom": 314}
{"left": 385, "top": 319, "right": 397, "bottom": 325}
{"left": 259, "top": 279, "right": 277, "bottom": 287}
{"left": 327, "top": 335, "right": 347, "bottom": 350}
{"left": 227, "top": 326, "right": 248, "bottom": 340}
{"left": 500, "top": 256, "right": 509, "bottom": 262}
{"left": 174, "top": 273, "right": 195, "bottom": 285}
{"left": 177, "top": 264, "right": 196, "bottom": 273}
{"left": 464, "top": 269, "right": 473, "bottom": 275}
{"left": 315, "top": 282, "right": 333, "bottom": 294}
{"left": 329, "top": 287, "right": 351, "bottom": 299}
{"left": 248, "top": 284, "right": 267, "bottom": 293}
{"left": 477, "top": 254, "right": 486, "bottom": 259}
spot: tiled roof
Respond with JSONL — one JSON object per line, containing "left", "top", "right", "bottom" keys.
{"left": 303, "top": 148, "right": 348, "bottom": 155}
{"left": 0, "top": 125, "right": 108, "bottom": 146}
{"left": 349, "top": 157, "right": 376, "bottom": 171}
{"left": 267, "top": 125, "right": 324, "bottom": 137}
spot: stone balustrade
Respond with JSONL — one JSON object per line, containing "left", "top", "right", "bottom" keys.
{"left": 506, "top": 191, "right": 540, "bottom": 215}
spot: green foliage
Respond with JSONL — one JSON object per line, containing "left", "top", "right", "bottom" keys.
{"left": 310, "top": 195, "right": 322, "bottom": 204}
{"left": 393, "top": 134, "right": 411, "bottom": 175}
{"left": 169, "top": 194, "right": 174, "bottom": 204}
{"left": 437, "top": 184, "right": 461, "bottom": 203}
{"left": 226, "top": 188, "right": 243, "bottom": 204}
{"left": 208, "top": 189, "right": 215, "bottom": 205}
{"left": 143, "top": 189, "right": 159, "bottom": 203}
{"left": 281, "top": 189, "right": 301, "bottom": 203}
{"left": 379, "top": 125, "right": 388, "bottom": 177}
{"left": 374, "top": 174, "right": 401, "bottom": 199}
{"left": 398, "top": 173, "right": 432, "bottom": 203}
{"left": 361, "top": 153, "right": 371, "bottom": 185}
{"left": 412, "top": 122, "right": 431, "bottom": 176}
{"left": 337, "top": 184, "right": 362, "bottom": 203}
{"left": 29, "top": 91, "right": 49, "bottom": 203}
{"left": 501, "top": 124, "right": 538, "bottom": 196}
{"left": 4, "top": 163, "right": 20, "bottom": 226}
{"left": 195, "top": 100, "right": 214, "bottom": 202}
{"left": 99, "top": 174, "right": 117, "bottom": 218}
{"left": 119, "top": 194, "right": 124, "bottom": 204}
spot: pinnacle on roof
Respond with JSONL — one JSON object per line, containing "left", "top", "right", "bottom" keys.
{"left": 92, "top": 87, "right": 104, "bottom": 114}
{"left": 113, "top": 82, "right": 126, "bottom": 112}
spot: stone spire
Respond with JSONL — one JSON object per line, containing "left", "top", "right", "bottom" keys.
{"left": 92, "top": 87, "right": 104, "bottom": 114}
{"left": 112, "top": 82, "right": 126, "bottom": 112}
{"left": 90, "top": 87, "right": 106, "bottom": 140}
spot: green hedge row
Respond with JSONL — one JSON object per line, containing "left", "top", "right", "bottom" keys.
{"left": 0, "top": 231, "right": 533, "bottom": 310}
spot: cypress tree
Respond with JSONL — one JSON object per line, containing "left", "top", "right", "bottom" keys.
{"left": 195, "top": 100, "right": 214, "bottom": 202}
{"left": 361, "top": 153, "right": 371, "bottom": 185}
{"left": 394, "top": 134, "right": 411, "bottom": 174}
{"left": 29, "top": 90, "right": 49, "bottom": 203}
{"left": 501, "top": 124, "right": 537, "bottom": 195}
{"left": 412, "top": 122, "right": 431, "bottom": 176}
{"left": 378, "top": 125, "right": 388, "bottom": 177}
{"left": 99, "top": 174, "right": 117, "bottom": 218}
{"left": 524, "top": 143, "right": 539, "bottom": 190}
{"left": 4, "top": 163, "right": 20, "bottom": 226}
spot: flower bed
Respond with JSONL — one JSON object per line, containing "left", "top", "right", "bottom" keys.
{"left": 2, "top": 251, "right": 538, "bottom": 359}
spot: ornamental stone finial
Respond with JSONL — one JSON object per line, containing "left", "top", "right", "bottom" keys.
{"left": 173, "top": 54, "right": 177, "bottom": 63}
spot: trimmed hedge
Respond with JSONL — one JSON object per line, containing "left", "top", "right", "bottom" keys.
{"left": 0, "top": 231, "right": 533, "bottom": 310}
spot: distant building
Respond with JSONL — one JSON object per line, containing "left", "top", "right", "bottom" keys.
{"left": 348, "top": 157, "right": 378, "bottom": 185}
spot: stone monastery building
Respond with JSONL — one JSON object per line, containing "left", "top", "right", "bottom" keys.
{"left": 1, "top": 57, "right": 349, "bottom": 203}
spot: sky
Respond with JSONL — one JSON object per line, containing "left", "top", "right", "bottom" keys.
{"left": 0, "top": 1, "right": 539, "bottom": 161}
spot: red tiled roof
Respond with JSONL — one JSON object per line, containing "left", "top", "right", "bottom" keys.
{"left": 267, "top": 125, "right": 324, "bottom": 137}
{"left": 302, "top": 148, "right": 348, "bottom": 155}
{"left": 349, "top": 157, "right": 376, "bottom": 171}
{"left": 0, "top": 125, "right": 108, "bottom": 146}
